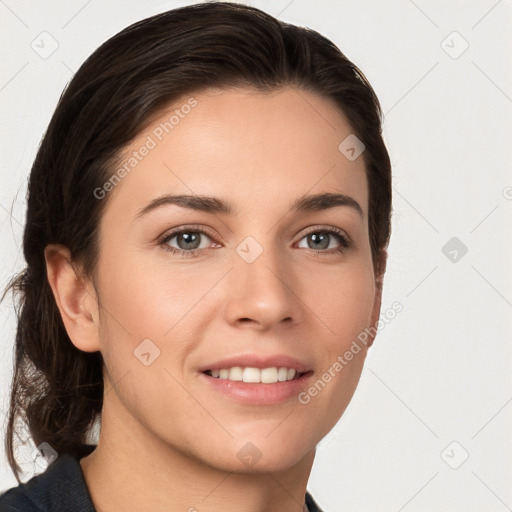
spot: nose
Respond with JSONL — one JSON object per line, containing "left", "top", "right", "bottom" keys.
{"left": 223, "top": 240, "right": 301, "bottom": 330}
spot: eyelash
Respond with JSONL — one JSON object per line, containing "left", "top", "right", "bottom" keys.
{"left": 158, "top": 225, "right": 352, "bottom": 259}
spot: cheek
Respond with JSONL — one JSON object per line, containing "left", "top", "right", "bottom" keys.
{"left": 94, "top": 251, "right": 200, "bottom": 436}
{"left": 95, "top": 249, "right": 224, "bottom": 383}
{"left": 307, "top": 262, "right": 376, "bottom": 349}
{"left": 300, "top": 264, "right": 375, "bottom": 424}
{"left": 96, "top": 247, "right": 193, "bottom": 340}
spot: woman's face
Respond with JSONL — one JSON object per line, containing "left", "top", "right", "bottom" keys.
{"left": 90, "top": 86, "right": 383, "bottom": 473}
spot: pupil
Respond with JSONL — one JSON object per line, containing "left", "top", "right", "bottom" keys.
{"left": 309, "top": 232, "right": 329, "bottom": 250}
{"left": 179, "top": 232, "right": 200, "bottom": 250}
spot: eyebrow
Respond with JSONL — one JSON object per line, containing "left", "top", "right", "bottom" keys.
{"left": 134, "top": 191, "right": 364, "bottom": 220}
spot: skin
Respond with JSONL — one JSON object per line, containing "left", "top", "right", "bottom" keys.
{"left": 45, "top": 86, "right": 386, "bottom": 512}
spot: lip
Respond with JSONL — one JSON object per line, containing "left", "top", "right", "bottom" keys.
{"left": 197, "top": 353, "right": 312, "bottom": 373}
{"left": 199, "top": 371, "right": 313, "bottom": 405}
{"left": 197, "top": 353, "right": 313, "bottom": 405}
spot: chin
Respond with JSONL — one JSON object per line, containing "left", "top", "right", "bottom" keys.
{"left": 197, "top": 434, "right": 317, "bottom": 474}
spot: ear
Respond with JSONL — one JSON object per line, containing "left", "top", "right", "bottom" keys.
{"left": 367, "top": 249, "right": 388, "bottom": 348}
{"left": 44, "top": 244, "right": 101, "bottom": 353}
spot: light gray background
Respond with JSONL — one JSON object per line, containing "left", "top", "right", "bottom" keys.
{"left": 1, "top": 1, "right": 511, "bottom": 510}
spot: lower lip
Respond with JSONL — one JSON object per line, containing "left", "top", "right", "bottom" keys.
{"left": 199, "top": 372, "right": 313, "bottom": 405}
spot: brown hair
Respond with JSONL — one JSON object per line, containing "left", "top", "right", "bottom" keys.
{"left": 1, "top": 1, "right": 391, "bottom": 482}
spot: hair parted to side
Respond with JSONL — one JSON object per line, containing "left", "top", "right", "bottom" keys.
{"left": 1, "top": 1, "right": 391, "bottom": 482}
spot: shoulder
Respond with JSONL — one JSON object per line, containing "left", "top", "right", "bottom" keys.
{"left": 0, "top": 446, "right": 97, "bottom": 512}
{"left": 0, "top": 486, "right": 38, "bottom": 511}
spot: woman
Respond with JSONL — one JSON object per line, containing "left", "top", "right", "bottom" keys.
{"left": 0, "top": 2, "right": 391, "bottom": 510}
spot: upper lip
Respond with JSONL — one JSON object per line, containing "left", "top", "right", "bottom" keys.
{"left": 198, "top": 354, "right": 312, "bottom": 374}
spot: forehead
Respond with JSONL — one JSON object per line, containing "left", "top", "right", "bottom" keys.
{"left": 103, "top": 86, "right": 368, "bottom": 220}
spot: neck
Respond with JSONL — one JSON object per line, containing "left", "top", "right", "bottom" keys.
{"left": 80, "top": 387, "right": 315, "bottom": 512}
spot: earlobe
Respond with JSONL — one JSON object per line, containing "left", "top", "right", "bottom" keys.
{"left": 367, "top": 249, "right": 388, "bottom": 348}
{"left": 44, "top": 244, "right": 101, "bottom": 353}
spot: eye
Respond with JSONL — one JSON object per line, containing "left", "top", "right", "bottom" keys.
{"left": 159, "top": 226, "right": 217, "bottom": 258}
{"left": 296, "top": 227, "right": 351, "bottom": 254}
{"left": 158, "top": 225, "right": 352, "bottom": 258}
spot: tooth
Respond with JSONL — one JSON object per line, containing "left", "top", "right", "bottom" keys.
{"left": 243, "top": 367, "right": 261, "bottom": 383}
{"left": 277, "top": 367, "right": 288, "bottom": 382}
{"left": 229, "top": 366, "right": 243, "bottom": 381}
{"left": 261, "top": 367, "right": 278, "bottom": 384}
{"left": 210, "top": 366, "right": 299, "bottom": 382}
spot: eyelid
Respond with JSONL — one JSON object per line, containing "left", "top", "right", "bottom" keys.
{"left": 296, "top": 224, "right": 352, "bottom": 246}
{"left": 158, "top": 224, "right": 218, "bottom": 243}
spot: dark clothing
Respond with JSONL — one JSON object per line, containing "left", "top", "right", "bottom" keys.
{"left": 0, "top": 445, "right": 324, "bottom": 511}
{"left": 0, "top": 445, "right": 97, "bottom": 512}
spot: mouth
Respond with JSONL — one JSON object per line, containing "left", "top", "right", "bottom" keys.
{"left": 198, "top": 355, "right": 314, "bottom": 404}
{"left": 202, "top": 366, "right": 309, "bottom": 384}
{"left": 198, "top": 353, "right": 313, "bottom": 405}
